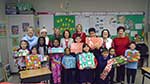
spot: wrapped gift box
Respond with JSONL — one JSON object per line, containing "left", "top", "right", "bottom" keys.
{"left": 86, "top": 37, "right": 103, "bottom": 49}
{"left": 48, "top": 47, "right": 64, "bottom": 53}
{"left": 127, "top": 51, "right": 140, "bottom": 62}
{"left": 25, "top": 55, "right": 41, "bottom": 69}
{"left": 78, "top": 53, "right": 96, "bottom": 69}
{"left": 113, "top": 56, "right": 128, "bottom": 66}
{"left": 70, "top": 43, "right": 83, "bottom": 53}
{"left": 16, "top": 49, "right": 29, "bottom": 57}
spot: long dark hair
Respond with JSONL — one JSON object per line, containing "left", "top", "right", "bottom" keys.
{"left": 19, "top": 40, "right": 29, "bottom": 50}
{"left": 31, "top": 46, "right": 39, "bottom": 54}
{"left": 82, "top": 43, "right": 90, "bottom": 53}
{"left": 37, "top": 36, "right": 48, "bottom": 55}
{"left": 101, "top": 29, "right": 111, "bottom": 38}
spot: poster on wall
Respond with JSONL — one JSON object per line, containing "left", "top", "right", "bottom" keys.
{"left": 0, "top": 24, "right": 7, "bottom": 37}
{"left": 54, "top": 15, "right": 75, "bottom": 35}
{"left": 11, "top": 37, "right": 19, "bottom": 47}
{"left": 117, "top": 15, "right": 144, "bottom": 41}
{"left": 90, "top": 15, "right": 118, "bottom": 36}
{"left": 22, "top": 23, "right": 29, "bottom": 32}
{"left": 11, "top": 25, "right": 19, "bottom": 35}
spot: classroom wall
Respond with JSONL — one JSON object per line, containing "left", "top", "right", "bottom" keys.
{"left": 7, "top": 0, "right": 146, "bottom": 12}
{"left": 0, "top": 0, "right": 5, "bottom": 22}
{"left": 2, "top": 0, "right": 150, "bottom": 68}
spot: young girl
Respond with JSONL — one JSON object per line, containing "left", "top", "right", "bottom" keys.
{"left": 78, "top": 43, "right": 97, "bottom": 84}
{"left": 60, "top": 30, "right": 74, "bottom": 48}
{"left": 16, "top": 40, "right": 30, "bottom": 71}
{"left": 109, "top": 47, "right": 116, "bottom": 84}
{"left": 37, "top": 37, "right": 49, "bottom": 67}
{"left": 62, "top": 48, "right": 76, "bottom": 84}
{"left": 96, "top": 48, "right": 111, "bottom": 84}
{"left": 50, "top": 39, "right": 63, "bottom": 84}
{"left": 125, "top": 42, "right": 140, "bottom": 84}
{"left": 26, "top": 46, "right": 42, "bottom": 69}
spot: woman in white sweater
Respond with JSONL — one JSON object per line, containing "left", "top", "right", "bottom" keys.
{"left": 60, "top": 30, "right": 73, "bottom": 48}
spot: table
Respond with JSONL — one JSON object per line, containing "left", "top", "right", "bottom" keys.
{"left": 141, "top": 67, "right": 150, "bottom": 84}
{"left": 20, "top": 67, "right": 51, "bottom": 83}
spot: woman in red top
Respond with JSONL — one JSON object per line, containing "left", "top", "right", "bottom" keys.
{"left": 113, "top": 26, "right": 130, "bottom": 84}
{"left": 72, "top": 24, "right": 86, "bottom": 43}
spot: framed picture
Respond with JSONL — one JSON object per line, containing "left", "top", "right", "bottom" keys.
{"left": 22, "top": 23, "right": 29, "bottom": 32}
{"left": 0, "top": 24, "right": 7, "bottom": 37}
{"left": 11, "top": 25, "right": 19, "bottom": 35}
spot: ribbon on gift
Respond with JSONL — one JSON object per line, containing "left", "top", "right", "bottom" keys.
{"left": 100, "top": 59, "right": 115, "bottom": 80}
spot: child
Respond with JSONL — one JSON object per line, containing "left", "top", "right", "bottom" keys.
{"left": 50, "top": 39, "right": 63, "bottom": 84}
{"left": 60, "top": 30, "right": 74, "bottom": 48}
{"left": 62, "top": 48, "right": 76, "bottom": 84}
{"left": 78, "top": 43, "right": 97, "bottom": 84}
{"left": 109, "top": 47, "right": 116, "bottom": 84}
{"left": 16, "top": 40, "right": 30, "bottom": 71}
{"left": 74, "top": 35, "right": 82, "bottom": 43}
{"left": 26, "top": 46, "right": 42, "bottom": 69}
{"left": 125, "top": 42, "right": 140, "bottom": 84}
{"left": 37, "top": 36, "right": 49, "bottom": 67}
{"left": 96, "top": 48, "right": 111, "bottom": 84}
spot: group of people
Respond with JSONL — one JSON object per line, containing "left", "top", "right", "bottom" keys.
{"left": 14, "top": 24, "right": 141, "bottom": 84}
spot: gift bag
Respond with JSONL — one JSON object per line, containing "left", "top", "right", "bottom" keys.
{"left": 113, "top": 56, "right": 128, "bottom": 66}
{"left": 48, "top": 47, "right": 64, "bottom": 53}
{"left": 78, "top": 53, "right": 96, "bottom": 69}
{"left": 25, "top": 55, "right": 41, "bottom": 69}
{"left": 127, "top": 51, "right": 140, "bottom": 62}
{"left": 70, "top": 43, "right": 83, "bottom": 53}
{"left": 86, "top": 37, "right": 103, "bottom": 49}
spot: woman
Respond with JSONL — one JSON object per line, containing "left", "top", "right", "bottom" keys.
{"left": 101, "top": 29, "right": 112, "bottom": 50}
{"left": 72, "top": 24, "right": 86, "bottom": 43}
{"left": 113, "top": 26, "right": 130, "bottom": 84}
{"left": 60, "top": 30, "right": 74, "bottom": 48}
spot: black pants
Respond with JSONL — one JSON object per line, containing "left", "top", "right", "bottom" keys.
{"left": 126, "top": 68, "right": 137, "bottom": 84}
{"left": 62, "top": 68, "right": 76, "bottom": 84}
{"left": 116, "top": 65, "right": 125, "bottom": 82}
{"left": 109, "top": 68, "right": 114, "bottom": 84}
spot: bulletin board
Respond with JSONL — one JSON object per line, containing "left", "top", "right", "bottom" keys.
{"left": 117, "top": 15, "right": 144, "bottom": 40}
{"left": 54, "top": 15, "right": 76, "bottom": 35}
{"left": 75, "top": 14, "right": 144, "bottom": 41}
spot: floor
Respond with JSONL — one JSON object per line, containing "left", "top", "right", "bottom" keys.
{"left": 3, "top": 69, "right": 150, "bottom": 84}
